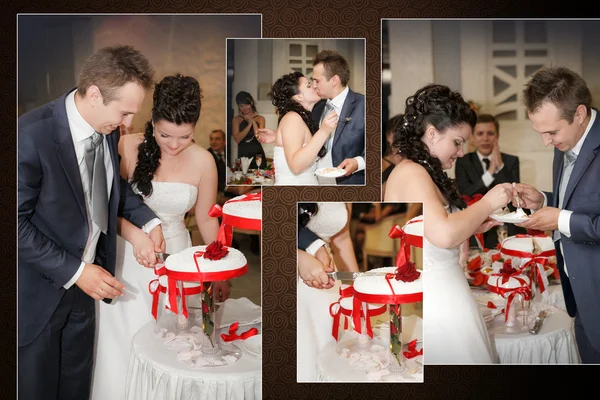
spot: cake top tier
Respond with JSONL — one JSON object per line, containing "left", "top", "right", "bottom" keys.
{"left": 222, "top": 192, "right": 262, "bottom": 220}
{"left": 353, "top": 267, "right": 423, "bottom": 303}
{"left": 164, "top": 245, "right": 247, "bottom": 279}
{"left": 501, "top": 234, "right": 554, "bottom": 255}
{"left": 402, "top": 215, "right": 423, "bottom": 237}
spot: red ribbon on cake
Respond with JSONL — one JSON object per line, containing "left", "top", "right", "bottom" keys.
{"left": 208, "top": 192, "right": 262, "bottom": 246}
{"left": 220, "top": 321, "right": 259, "bottom": 342}
{"left": 329, "top": 285, "right": 354, "bottom": 340}
{"left": 500, "top": 235, "right": 554, "bottom": 294}
{"left": 148, "top": 278, "right": 203, "bottom": 320}
{"left": 388, "top": 219, "right": 423, "bottom": 269}
{"left": 488, "top": 274, "right": 531, "bottom": 323}
{"left": 461, "top": 194, "right": 485, "bottom": 249}
{"left": 403, "top": 339, "right": 423, "bottom": 359}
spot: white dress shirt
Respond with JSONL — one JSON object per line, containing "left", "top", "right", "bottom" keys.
{"left": 476, "top": 151, "right": 505, "bottom": 188}
{"left": 541, "top": 108, "right": 597, "bottom": 276}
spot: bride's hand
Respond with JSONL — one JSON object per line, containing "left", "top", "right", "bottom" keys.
{"left": 321, "top": 111, "right": 339, "bottom": 133}
{"left": 481, "top": 183, "right": 513, "bottom": 213}
{"left": 475, "top": 217, "right": 503, "bottom": 234}
{"left": 132, "top": 230, "right": 158, "bottom": 268}
{"left": 298, "top": 248, "right": 334, "bottom": 289}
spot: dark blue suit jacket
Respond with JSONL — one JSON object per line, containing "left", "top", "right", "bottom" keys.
{"left": 18, "top": 89, "right": 157, "bottom": 346}
{"left": 547, "top": 109, "right": 600, "bottom": 350}
{"left": 312, "top": 88, "right": 365, "bottom": 185}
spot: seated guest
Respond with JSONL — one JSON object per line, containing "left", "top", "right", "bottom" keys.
{"left": 208, "top": 129, "right": 227, "bottom": 194}
{"left": 455, "top": 113, "right": 525, "bottom": 248}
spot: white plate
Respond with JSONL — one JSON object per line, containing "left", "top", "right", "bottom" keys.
{"left": 489, "top": 213, "right": 529, "bottom": 224}
{"left": 315, "top": 167, "right": 346, "bottom": 178}
{"left": 241, "top": 334, "right": 261, "bottom": 356}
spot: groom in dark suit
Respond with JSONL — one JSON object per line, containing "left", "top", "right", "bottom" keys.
{"left": 310, "top": 50, "right": 365, "bottom": 185}
{"left": 455, "top": 114, "right": 525, "bottom": 248}
{"left": 514, "top": 66, "right": 600, "bottom": 363}
{"left": 18, "top": 45, "right": 165, "bottom": 399}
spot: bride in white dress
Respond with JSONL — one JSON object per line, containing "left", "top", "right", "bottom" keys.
{"left": 296, "top": 202, "right": 360, "bottom": 380}
{"left": 384, "top": 84, "right": 514, "bottom": 364}
{"left": 270, "top": 72, "right": 339, "bottom": 185}
{"left": 91, "top": 75, "right": 224, "bottom": 399}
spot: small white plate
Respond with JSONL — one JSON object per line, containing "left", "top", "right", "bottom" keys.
{"left": 315, "top": 167, "right": 346, "bottom": 178}
{"left": 241, "top": 334, "right": 261, "bottom": 356}
{"left": 489, "top": 212, "right": 529, "bottom": 224}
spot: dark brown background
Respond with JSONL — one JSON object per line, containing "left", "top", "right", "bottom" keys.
{"left": 5, "top": 2, "right": 600, "bottom": 399}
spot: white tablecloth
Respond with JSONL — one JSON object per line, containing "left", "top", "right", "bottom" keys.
{"left": 488, "top": 306, "right": 580, "bottom": 364}
{"left": 126, "top": 321, "right": 261, "bottom": 400}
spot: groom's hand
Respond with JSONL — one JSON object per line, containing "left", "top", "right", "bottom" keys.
{"left": 338, "top": 158, "right": 358, "bottom": 176}
{"left": 76, "top": 264, "right": 125, "bottom": 301}
{"left": 149, "top": 225, "right": 166, "bottom": 253}
{"left": 256, "top": 128, "right": 276, "bottom": 144}
{"left": 512, "top": 183, "right": 544, "bottom": 210}
{"left": 516, "top": 207, "right": 559, "bottom": 231}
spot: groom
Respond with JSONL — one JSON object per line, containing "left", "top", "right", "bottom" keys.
{"left": 310, "top": 49, "right": 365, "bottom": 185}
{"left": 513, "top": 66, "right": 600, "bottom": 363}
{"left": 18, "top": 45, "right": 165, "bottom": 398}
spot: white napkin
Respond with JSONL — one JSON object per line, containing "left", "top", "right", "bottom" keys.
{"left": 216, "top": 297, "right": 261, "bottom": 328}
{"left": 240, "top": 157, "right": 253, "bottom": 174}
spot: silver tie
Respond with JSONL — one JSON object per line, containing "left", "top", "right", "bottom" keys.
{"left": 553, "top": 150, "right": 577, "bottom": 243}
{"left": 319, "top": 100, "right": 335, "bottom": 153}
{"left": 84, "top": 132, "right": 108, "bottom": 233}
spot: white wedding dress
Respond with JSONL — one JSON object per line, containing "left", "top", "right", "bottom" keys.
{"left": 273, "top": 146, "right": 319, "bottom": 185}
{"left": 297, "top": 202, "right": 348, "bottom": 381}
{"left": 423, "top": 206, "right": 497, "bottom": 364}
{"left": 91, "top": 181, "right": 198, "bottom": 399}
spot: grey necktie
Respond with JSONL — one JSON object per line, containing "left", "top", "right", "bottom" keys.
{"left": 319, "top": 100, "right": 335, "bottom": 153}
{"left": 84, "top": 132, "right": 108, "bottom": 233}
{"left": 554, "top": 150, "right": 577, "bottom": 243}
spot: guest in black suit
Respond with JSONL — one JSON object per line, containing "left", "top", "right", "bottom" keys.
{"left": 455, "top": 113, "right": 525, "bottom": 248}
{"left": 208, "top": 129, "right": 226, "bottom": 193}
{"left": 18, "top": 45, "right": 164, "bottom": 399}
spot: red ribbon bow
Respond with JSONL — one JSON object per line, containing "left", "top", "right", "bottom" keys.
{"left": 403, "top": 339, "right": 423, "bottom": 359}
{"left": 329, "top": 285, "right": 355, "bottom": 341}
{"left": 208, "top": 192, "right": 262, "bottom": 247}
{"left": 388, "top": 219, "right": 423, "bottom": 270}
{"left": 220, "top": 322, "right": 259, "bottom": 342}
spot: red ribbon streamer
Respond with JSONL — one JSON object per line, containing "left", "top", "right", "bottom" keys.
{"left": 148, "top": 278, "right": 203, "bottom": 320}
{"left": 488, "top": 279, "right": 531, "bottom": 323}
{"left": 388, "top": 219, "right": 423, "bottom": 269}
{"left": 403, "top": 339, "right": 423, "bottom": 359}
{"left": 220, "top": 321, "right": 259, "bottom": 342}
{"left": 329, "top": 285, "right": 355, "bottom": 340}
{"left": 208, "top": 200, "right": 262, "bottom": 247}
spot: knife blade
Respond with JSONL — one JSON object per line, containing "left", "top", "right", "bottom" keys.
{"left": 155, "top": 252, "right": 171, "bottom": 263}
{"left": 529, "top": 310, "right": 548, "bottom": 335}
{"left": 327, "top": 271, "right": 359, "bottom": 281}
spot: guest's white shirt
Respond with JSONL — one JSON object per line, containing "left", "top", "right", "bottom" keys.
{"left": 476, "top": 151, "right": 505, "bottom": 187}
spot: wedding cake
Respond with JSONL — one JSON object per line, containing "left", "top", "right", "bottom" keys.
{"left": 164, "top": 244, "right": 248, "bottom": 276}
{"left": 353, "top": 267, "right": 423, "bottom": 299}
{"left": 222, "top": 193, "right": 262, "bottom": 222}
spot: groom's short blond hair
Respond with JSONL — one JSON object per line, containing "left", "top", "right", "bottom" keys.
{"left": 313, "top": 50, "right": 350, "bottom": 87}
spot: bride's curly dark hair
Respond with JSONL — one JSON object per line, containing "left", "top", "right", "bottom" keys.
{"left": 392, "top": 84, "right": 476, "bottom": 209}
{"left": 131, "top": 74, "right": 202, "bottom": 197}
{"left": 270, "top": 72, "right": 326, "bottom": 158}
{"left": 298, "top": 203, "right": 318, "bottom": 231}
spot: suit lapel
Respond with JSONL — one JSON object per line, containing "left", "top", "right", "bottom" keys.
{"left": 332, "top": 89, "right": 356, "bottom": 149}
{"left": 53, "top": 91, "right": 87, "bottom": 220}
{"left": 563, "top": 113, "right": 600, "bottom": 207}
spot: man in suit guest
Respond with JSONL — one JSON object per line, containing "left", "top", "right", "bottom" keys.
{"left": 310, "top": 49, "right": 365, "bottom": 185}
{"left": 208, "top": 129, "right": 227, "bottom": 193}
{"left": 18, "top": 45, "right": 165, "bottom": 399}
{"left": 514, "top": 66, "right": 600, "bottom": 363}
{"left": 455, "top": 113, "right": 524, "bottom": 248}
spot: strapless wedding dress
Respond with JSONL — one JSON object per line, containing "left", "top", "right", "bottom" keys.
{"left": 297, "top": 202, "right": 348, "bottom": 381}
{"left": 91, "top": 181, "right": 198, "bottom": 399}
{"left": 423, "top": 207, "right": 497, "bottom": 364}
{"left": 273, "top": 146, "right": 319, "bottom": 185}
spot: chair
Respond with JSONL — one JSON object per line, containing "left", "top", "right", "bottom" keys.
{"left": 361, "top": 213, "right": 407, "bottom": 272}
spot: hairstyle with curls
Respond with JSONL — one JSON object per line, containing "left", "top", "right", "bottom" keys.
{"left": 270, "top": 71, "right": 326, "bottom": 158}
{"left": 77, "top": 45, "right": 155, "bottom": 104}
{"left": 392, "top": 84, "right": 477, "bottom": 209}
{"left": 131, "top": 74, "right": 202, "bottom": 197}
{"left": 236, "top": 91, "right": 257, "bottom": 113}
{"left": 298, "top": 203, "right": 318, "bottom": 231}
{"left": 522, "top": 66, "right": 592, "bottom": 123}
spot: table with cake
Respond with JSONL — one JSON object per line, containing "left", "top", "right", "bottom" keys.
{"left": 464, "top": 232, "right": 579, "bottom": 364}
{"left": 126, "top": 194, "right": 263, "bottom": 400}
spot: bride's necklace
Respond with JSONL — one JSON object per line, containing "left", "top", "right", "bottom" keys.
{"left": 163, "top": 145, "right": 192, "bottom": 173}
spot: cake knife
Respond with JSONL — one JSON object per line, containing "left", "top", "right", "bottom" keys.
{"left": 529, "top": 310, "right": 548, "bottom": 335}
{"left": 326, "top": 271, "right": 360, "bottom": 281}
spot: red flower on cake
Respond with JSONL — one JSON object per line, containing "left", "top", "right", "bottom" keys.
{"left": 472, "top": 271, "right": 489, "bottom": 287}
{"left": 466, "top": 256, "right": 482, "bottom": 271}
{"left": 498, "top": 259, "right": 519, "bottom": 284}
{"left": 203, "top": 240, "right": 229, "bottom": 260}
{"left": 394, "top": 261, "right": 421, "bottom": 282}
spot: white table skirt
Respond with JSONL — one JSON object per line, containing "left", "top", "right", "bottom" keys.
{"left": 126, "top": 322, "right": 261, "bottom": 400}
{"left": 488, "top": 306, "right": 580, "bottom": 364}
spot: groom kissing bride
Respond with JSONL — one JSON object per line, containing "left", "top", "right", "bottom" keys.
{"left": 258, "top": 49, "right": 365, "bottom": 185}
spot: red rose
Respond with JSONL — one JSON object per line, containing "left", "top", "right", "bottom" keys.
{"left": 473, "top": 271, "right": 489, "bottom": 286}
{"left": 500, "top": 259, "right": 516, "bottom": 275}
{"left": 203, "top": 240, "right": 229, "bottom": 260}
{"left": 394, "top": 261, "right": 421, "bottom": 282}
{"left": 390, "top": 321, "right": 397, "bottom": 335}
{"left": 202, "top": 301, "right": 209, "bottom": 314}
{"left": 466, "top": 256, "right": 482, "bottom": 271}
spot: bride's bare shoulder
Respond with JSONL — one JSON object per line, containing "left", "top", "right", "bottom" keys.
{"left": 118, "top": 132, "right": 144, "bottom": 157}
{"left": 388, "top": 159, "right": 432, "bottom": 182}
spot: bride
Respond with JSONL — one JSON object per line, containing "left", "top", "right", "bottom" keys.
{"left": 384, "top": 84, "right": 513, "bottom": 364}
{"left": 270, "top": 71, "right": 339, "bottom": 185}
{"left": 296, "top": 202, "right": 359, "bottom": 380}
{"left": 91, "top": 74, "right": 227, "bottom": 398}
